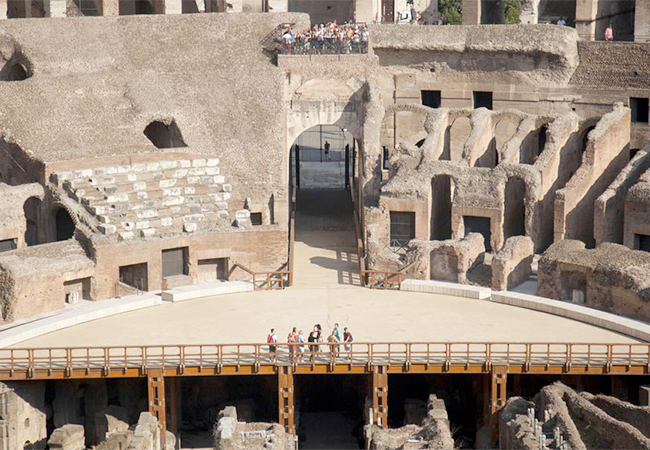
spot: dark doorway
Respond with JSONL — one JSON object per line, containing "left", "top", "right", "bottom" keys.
{"left": 504, "top": 177, "right": 526, "bottom": 240}
{"left": 197, "top": 258, "right": 229, "bottom": 282}
{"left": 162, "top": 247, "right": 189, "bottom": 278}
{"left": 381, "top": 0, "right": 394, "bottom": 22}
{"left": 295, "top": 375, "right": 365, "bottom": 449}
{"left": 3, "top": 63, "right": 28, "bottom": 81}
{"left": 631, "top": 97, "right": 649, "bottom": 123}
{"left": 464, "top": 216, "right": 491, "bottom": 252}
{"left": 119, "top": 263, "right": 148, "bottom": 291}
{"left": 54, "top": 208, "right": 75, "bottom": 241}
{"left": 481, "top": 0, "right": 505, "bottom": 23}
{"left": 431, "top": 175, "right": 453, "bottom": 240}
{"left": 23, "top": 197, "right": 40, "bottom": 246}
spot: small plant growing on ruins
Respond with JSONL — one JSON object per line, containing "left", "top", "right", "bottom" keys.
{"left": 505, "top": 0, "right": 521, "bottom": 24}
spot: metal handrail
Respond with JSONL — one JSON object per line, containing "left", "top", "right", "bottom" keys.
{"left": 1, "top": 342, "right": 648, "bottom": 375}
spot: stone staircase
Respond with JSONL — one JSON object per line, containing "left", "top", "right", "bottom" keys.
{"left": 51, "top": 158, "right": 231, "bottom": 241}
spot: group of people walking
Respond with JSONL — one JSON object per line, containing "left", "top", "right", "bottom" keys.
{"left": 267, "top": 324, "right": 354, "bottom": 362}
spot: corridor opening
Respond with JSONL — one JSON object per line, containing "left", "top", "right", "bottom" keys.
{"left": 295, "top": 374, "right": 366, "bottom": 449}
{"left": 290, "top": 124, "right": 361, "bottom": 288}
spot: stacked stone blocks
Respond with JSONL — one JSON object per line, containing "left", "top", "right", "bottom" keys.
{"left": 52, "top": 158, "right": 232, "bottom": 240}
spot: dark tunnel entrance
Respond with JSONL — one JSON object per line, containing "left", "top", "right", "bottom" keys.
{"left": 295, "top": 374, "right": 366, "bottom": 449}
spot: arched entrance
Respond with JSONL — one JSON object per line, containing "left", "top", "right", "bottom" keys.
{"left": 289, "top": 125, "right": 361, "bottom": 283}
{"left": 53, "top": 206, "right": 75, "bottom": 241}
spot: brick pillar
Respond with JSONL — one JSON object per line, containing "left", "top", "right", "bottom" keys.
{"left": 147, "top": 368, "right": 167, "bottom": 435}
{"left": 278, "top": 366, "right": 295, "bottom": 435}
{"left": 462, "top": 0, "right": 480, "bottom": 25}
{"left": 575, "top": 0, "right": 598, "bottom": 40}
{"left": 372, "top": 366, "right": 388, "bottom": 428}
{"left": 635, "top": 0, "right": 650, "bottom": 43}
{"left": 164, "top": 0, "right": 181, "bottom": 13}
{"left": 102, "top": 0, "right": 120, "bottom": 15}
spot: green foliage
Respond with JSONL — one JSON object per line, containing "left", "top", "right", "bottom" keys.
{"left": 439, "top": 0, "right": 462, "bottom": 25}
{"left": 504, "top": 0, "right": 521, "bottom": 24}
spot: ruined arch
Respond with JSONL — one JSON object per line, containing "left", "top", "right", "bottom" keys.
{"left": 448, "top": 116, "right": 471, "bottom": 162}
{"left": 494, "top": 118, "right": 519, "bottom": 155}
{"left": 144, "top": 119, "right": 187, "bottom": 149}
{"left": 430, "top": 174, "right": 455, "bottom": 241}
{"left": 504, "top": 177, "right": 526, "bottom": 240}
{"left": 23, "top": 196, "right": 41, "bottom": 246}
{"left": 51, "top": 205, "right": 75, "bottom": 241}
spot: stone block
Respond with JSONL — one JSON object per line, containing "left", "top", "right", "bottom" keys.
{"left": 119, "top": 231, "right": 135, "bottom": 241}
{"left": 135, "top": 221, "right": 150, "bottom": 230}
{"left": 117, "top": 165, "right": 131, "bottom": 174}
{"left": 163, "top": 188, "right": 182, "bottom": 197}
{"left": 188, "top": 168, "right": 206, "bottom": 176}
{"left": 205, "top": 167, "right": 220, "bottom": 175}
{"left": 163, "top": 196, "right": 184, "bottom": 206}
{"left": 184, "top": 222, "right": 198, "bottom": 233}
{"left": 140, "top": 228, "right": 156, "bottom": 238}
{"left": 206, "top": 158, "right": 219, "bottom": 166}
{"left": 184, "top": 214, "right": 205, "bottom": 222}
{"left": 127, "top": 173, "right": 138, "bottom": 182}
{"left": 222, "top": 184, "right": 232, "bottom": 192}
{"left": 48, "top": 424, "right": 85, "bottom": 450}
{"left": 178, "top": 160, "right": 191, "bottom": 168}
{"left": 192, "top": 158, "right": 207, "bottom": 167}
{"left": 98, "top": 224, "right": 117, "bottom": 235}
{"left": 160, "top": 160, "right": 178, "bottom": 170}
{"left": 161, "top": 217, "right": 173, "bottom": 227}
{"left": 184, "top": 186, "right": 196, "bottom": 195}
{"left": 133, "top": 181, "right": 147, "bottom": 191}
{"left": 137, "top": 191, "right": 149, "bottom": 199}
{"left": 146, "top": 162, "right": 160, "bottom": 171}
{"left": 159, "top": 179, "right": 177, "bottom": 188}
{"left": 173, "top": 169, "right": 189, "bottom": 178}
{"left": 106, "top": 193, "right": 129, "bottom": 203}
{"left": 213, "top": 175, "right": 225, "bottom": 183}
{"left": 136, "top": 209, "right": 158, "bottom": 219}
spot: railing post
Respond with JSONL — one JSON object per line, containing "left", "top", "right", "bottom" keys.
{"left": 147, "top": 368, "right": 167, "bottom": 436}
{"left": 489, "top": 364, "right": 508, "bottom": 443}
{"left": 372, "top": 365, "right": 388, "bottom": 429}
{"left": 278, "top": 365, "right": 295, "bottom": 435}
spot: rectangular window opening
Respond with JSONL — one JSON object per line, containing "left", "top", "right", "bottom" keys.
{"left": 250, "top": 212, "right": 263, "bottom": 226}
{"left": 421, "top": 90, "right": 441, "bottom": 109}
{"left": 390, "top": 212, "right": 415, "bottom": 247}
{"left": 0, "top": 238, "right": 17, "bottom": 253}
{"left": 473, "top": 91, "right": 493, "bottom": 110}
{"left": 631, "top": 98, "right": 649, "bottom": 123}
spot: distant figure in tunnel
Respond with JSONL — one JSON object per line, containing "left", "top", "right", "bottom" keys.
{"left": 605, "top": 24, "right": 614, "bottom": 41}
{"left": 324, "top": 141, "right": 331, "bottom": 161}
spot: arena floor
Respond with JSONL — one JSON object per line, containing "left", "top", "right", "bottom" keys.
{"left": 10, "top": 189, "right": 641, "bottom": 348}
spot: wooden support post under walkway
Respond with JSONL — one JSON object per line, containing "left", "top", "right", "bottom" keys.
{"left": 373, "top": 365, "right": 388, "bottom": 429}
{"left": 278, "top": 365, "right": 295, "bottom": 434}
{"left": 147, "top": 368, "right": 167, "bottom": 436}
{"left": 490, "top": 364, "right": 508, "bottom": 441}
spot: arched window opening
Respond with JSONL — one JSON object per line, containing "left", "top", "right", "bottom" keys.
{"left": 580, "top": 126, "right": 596, "bottom": 154}
{"left": 448, "top": 117, "right": 471, "bottom": 162}
{"left": 54, "top": 208, "right": 75, "bottom": 242}
{"left": 416, "top": 139, "right": 425, "bottom": 148}
{"left": 504, "top": 177, "right": 526, "bottom": 240}
{"left": 144, "top": 120, "right": 187, "bottom": 149}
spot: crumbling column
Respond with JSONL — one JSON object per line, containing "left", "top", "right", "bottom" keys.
{"left": 519, "top": 0, "right": 539, "bottom": 24}
{"left": 278, "top": 366, "right": 295, "bottom": 435}
{"left": 640, "top": 385, "right": 650, "bottom": 406}
{"left": 48, "top": 424, "right": 85, "bottom": 450}
{"left": 462, "top": 0, "right": 480, "bottom": 24}
{"left": 372, "top": 366, "right": 388, "bottom": 429}
{"left": 147, "top": 369, "right": 167, "bottom": 435}
{"left": 0, "top": 382, "right": 47, "bottom": 450}
{"left": 635, "top": 0, "right": 650, "bottom": 43}
{"left": 575, "top": 0, "right": 598, "bottom": 40}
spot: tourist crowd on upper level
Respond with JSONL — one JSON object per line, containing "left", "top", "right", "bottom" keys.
{"left": 281, "top": 22, "right": 369, "bottom": 54}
